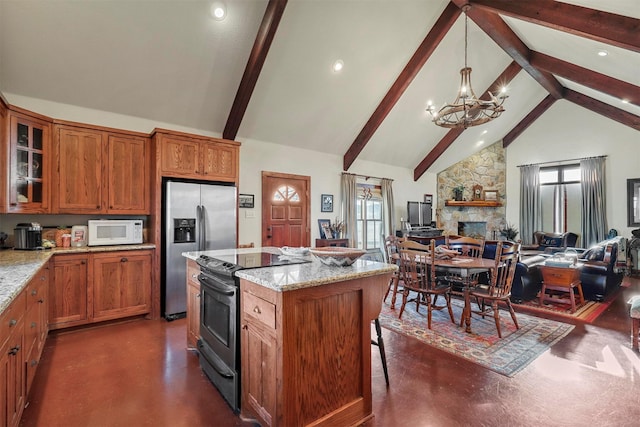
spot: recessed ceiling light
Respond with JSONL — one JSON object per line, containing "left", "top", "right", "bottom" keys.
{"left": 332, "top": 60, "right": 344, "bottom": 73}
{"left": 597, "top": 50, "right": 608, "bottom": 57}
{"left": 210, "top": 2, "right": 226, "bottom": 21}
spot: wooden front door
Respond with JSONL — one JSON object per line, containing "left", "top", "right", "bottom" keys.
{"left": 262, "top": 172, "right": 310, "bottom": 248}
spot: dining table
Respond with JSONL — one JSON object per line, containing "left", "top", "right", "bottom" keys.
{"left": 430, "top": 256, "right": 496, "bottom": 333}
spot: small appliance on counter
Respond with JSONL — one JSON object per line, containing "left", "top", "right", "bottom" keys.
{"left": 71, "top": 225, "right": 88, "bottom": 247}
{"left": 88, "top": 219, "right": 143, "bottom": 246}
{"left": 14, "top": 222, "right": 43, "bottom": 250}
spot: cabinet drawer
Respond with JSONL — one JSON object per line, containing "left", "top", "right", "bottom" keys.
{"left": 187, "top": 260, "right": 200, "bottom": 285}
{"left": 0, "top": 291, "right": 26, "bottom": 348}
{"left": 541, "top": 267, "right": 580, "bottom": 284}
{"left": 243, "top": 292, "right": 276, "bottom": 330}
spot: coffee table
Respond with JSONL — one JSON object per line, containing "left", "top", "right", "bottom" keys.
{"left": 539, "top": 265, "right": 584, "bottom": 312}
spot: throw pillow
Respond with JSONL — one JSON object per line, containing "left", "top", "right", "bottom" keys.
{"left": 541, "top": 236, "right": 563, "bottom": 247}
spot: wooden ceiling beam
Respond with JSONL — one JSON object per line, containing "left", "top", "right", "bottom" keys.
{"left": 222, "top": 0, "right": 288, "bottom": 141}
{"left": 467, "top": 0, "right": 640, "bottom": 53}
{"left": 564, "top": 89, "right": 640, "bottom": 131}
{"left": 530, "top": 51, "right": 640, "bottom": 107}
{"left": 503, "top": 95, "right": 557, "bottom": 148}
{"left": 456, "top": 1, "right": 564, "bottom": 99}
{"left": 413, "top": 60, "right": 521, "bottom": 181}
{"left": 342, "top": 2, "right": 461, "bottom": 171}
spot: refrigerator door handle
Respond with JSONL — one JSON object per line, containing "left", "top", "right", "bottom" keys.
{"left": 196, "top": 205, "right": 203, "bottom": 251}
{"left": 199, "top": 204, "right": 207, "bottom": 251}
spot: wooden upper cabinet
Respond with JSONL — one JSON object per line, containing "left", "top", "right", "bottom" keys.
{"left": 54, "top": 127, "right": 104, "bottom": 213}
{"left": 159, "top": 135, "right": 200, "bottom": 176}
{"left": 155, "top": 130, "right": 239, "bottom": 183}
{"left": 5, "top": 111, "right": 52, "bottom": 213}
{"left": 107, "top": 134, "right": 149, "bottom": 213}
{"left": 53, "top": 124, "right": 150, "bottom": 214}
{"left": 201, "top": 140, "right": 238, "bottom": 180}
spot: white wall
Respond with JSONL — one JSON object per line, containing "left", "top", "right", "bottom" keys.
{"left": 505, "top": 100, "right": 640, "bottom": 243}
{"left": 1, "top": 94, "right": 438, "bottom": 244}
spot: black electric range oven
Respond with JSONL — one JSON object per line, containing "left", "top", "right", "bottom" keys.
{"left": 195, "top": 251, "right": 311, "bottom": 412}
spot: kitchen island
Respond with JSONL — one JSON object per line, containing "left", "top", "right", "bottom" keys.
{"left": 183, "top": 247, "right": 396, "bottom": 427}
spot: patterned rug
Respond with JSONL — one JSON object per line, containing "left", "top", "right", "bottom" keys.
{"left": 379, "top": 298, "right": 574, "bottom": 377}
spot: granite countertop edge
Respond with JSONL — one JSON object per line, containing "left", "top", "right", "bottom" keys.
{"left": 183, "top": 247, "right": 398, "bottom": 292}
{"left": 0, "top": 243, "right": 156, "bottom": 315}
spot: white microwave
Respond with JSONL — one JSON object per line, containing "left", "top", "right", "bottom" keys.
{"left": 88, "top": 219, "right": 144, "bottom": 246}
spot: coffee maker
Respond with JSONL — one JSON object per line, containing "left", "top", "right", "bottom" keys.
{"left": 14, "top": 223, "right": 43, "bottom": 250}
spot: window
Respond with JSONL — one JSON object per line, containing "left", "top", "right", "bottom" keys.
{"left": 540, "top": 164, "right": 581, "bottom": 234}
{"left": 356, "top": 185, "right": 383, "bottom": 251}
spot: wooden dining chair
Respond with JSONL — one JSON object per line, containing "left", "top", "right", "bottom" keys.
{"left": 442, "top": 235, "right": 485, "bottom": 318}
{"left": 383, "top": 235, "right": 405, "bottom": 308}
{"left": 469, "top": 242, "right": 521, "bottom": 338}
{"left": 398, "top": 241, "right": 455, "bottom": 329}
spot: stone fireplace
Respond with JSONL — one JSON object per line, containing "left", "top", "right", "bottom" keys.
{"left": 436, "top": 141, "right": 506, "bottom": 239}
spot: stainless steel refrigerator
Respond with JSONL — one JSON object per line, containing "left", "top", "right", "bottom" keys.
{"left": 163, "top": 180, "right": 237, "bottom": 319}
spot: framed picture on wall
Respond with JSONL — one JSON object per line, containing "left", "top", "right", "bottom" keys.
{"left": 239, "top": 194, "right": 254, "bottom": 208}
{"left": 321, "top": 194, "right": 333, "bottom": 212}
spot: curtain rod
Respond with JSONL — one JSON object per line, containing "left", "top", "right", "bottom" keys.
{"left": 517, "top": 155, "right": 607, "bottom": 168}
{"left": 341, "top": 172, "right": 393, "bottom": 182}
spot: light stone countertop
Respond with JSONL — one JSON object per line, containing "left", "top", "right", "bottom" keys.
{"left": 0, "top": 244, "right": 156, "bottom": 315}
{"left": 182, "top": 246, "right": 397, "bottom": 292}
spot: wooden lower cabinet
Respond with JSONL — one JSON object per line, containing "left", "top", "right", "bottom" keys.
{"left": 92, "top": 251, "right": 152, "bottom": 322}
{"left": 50, "top": 254, "right": 89, "bottom": 329}
{"left": 50, "top": 250, "right": 153, "bottom": 330}
{"left": 186, "top": 260, "right": 201, "bottom": 350}
{"left": 240, "top": 272, "right": 391, "bottom": 427}
{"left": 24, "top": 265, "right": 49, "bottom": 395}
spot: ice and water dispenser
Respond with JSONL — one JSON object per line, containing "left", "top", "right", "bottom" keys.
{"left": 174, "top": 218, "right": 196, "bottom": 243}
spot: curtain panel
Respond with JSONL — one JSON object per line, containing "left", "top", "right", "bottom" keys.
{"left": 381, "top": 178, "right": 395, "bottom": 241}
{"left": 340, "top": 173, "right": 358, "bottom": 247}
{"left": 519, "top": 165, "right": 541, "bottom": 245}
{"left": 580, "top": 157, "right": 607, "bottom": 247}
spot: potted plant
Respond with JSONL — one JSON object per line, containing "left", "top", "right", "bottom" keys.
{"left": 329, "top": 218, "right": 345, "bottom": 239}
{"left": 452, "top": 185, "right": 465, "bottom": 201}
{"left": 499, "top": 222, "right": 519, "bottom": 241}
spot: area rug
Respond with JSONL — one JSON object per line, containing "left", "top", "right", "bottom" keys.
{"left": 379, "top": 298, "right": 574, "bottom": 377}
{"left": 513, "top": 278, "right": 631, "bottom": 323}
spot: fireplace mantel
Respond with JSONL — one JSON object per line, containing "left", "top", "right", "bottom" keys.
{"left": 445, "top": 200, "right": 503, "bottom": 207}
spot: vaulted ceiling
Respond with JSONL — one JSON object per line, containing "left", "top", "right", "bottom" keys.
{"left": 1, "top": 0, "right": 638, "bottom": 180}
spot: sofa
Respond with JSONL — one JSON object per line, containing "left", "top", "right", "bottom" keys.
{"left": 499, "top": 236, "right": 625, "bottom": 303}
{"left": 521, "top": 231, "right": 579, "bottom": 255}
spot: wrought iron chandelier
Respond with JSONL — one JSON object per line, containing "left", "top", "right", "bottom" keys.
{"left": 427, "top": 5, "right": 507, "bottom": 129}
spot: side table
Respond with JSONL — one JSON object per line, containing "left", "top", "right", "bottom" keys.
{"left": 315, "top": 238, "right": 349, "bottom": 248}
{"left": 539, "top": 265, "right": 585, "bottom": 312}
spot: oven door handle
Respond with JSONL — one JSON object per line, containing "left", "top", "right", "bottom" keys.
{"left": 197, "top": 341, "right": 235, "bottom": 379}
{"left": 198, "top": 274, "right": 236, "bottom": 296}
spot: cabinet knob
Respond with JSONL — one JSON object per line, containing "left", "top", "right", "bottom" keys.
{"left": 196, "top": 293, "right": 201, "bottom": 298}
{"left": 81, "top": 260, "right": 86, "bottom": 265}
{"left": 253, "top": 306, "right": 261, "bottom": 314}
{"left": 38, "top": 298, "right": 45, "bottom": 304}
{"left": 9, "top": 345, "right": 20, "bottom": 356}
{"left": 9, "top": 319, "right": 17, "bottom": 327}
{"left": 31, "top": 360, "right": 38, "bottom": 367}
{"left": 242, "top": 324, "right": 248, "bottom": 330}
{"left": 31, "top": 322, "right": 37, "bottom": 328}
{"left": 41, "top": 275, "right": 46, "bottom": 281}
{"left": 121, "top": 257, "right": 128, "bottom": 262}
{"left": 32, "top": 289, "right": 38, "bottom": 296}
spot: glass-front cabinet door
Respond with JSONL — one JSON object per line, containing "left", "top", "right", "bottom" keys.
{"left": 9, "top": 112, "right": 51, "bottom": 212}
